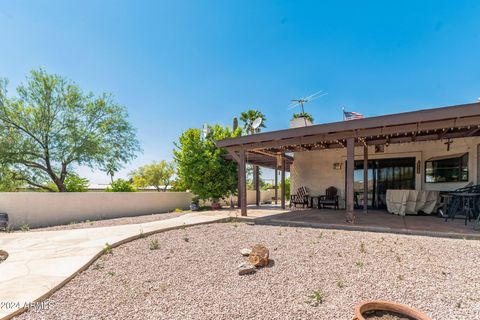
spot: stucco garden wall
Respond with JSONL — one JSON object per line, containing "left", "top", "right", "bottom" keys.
{"left": 291, "top": 136, "right": 480, "bottom": 208}
{"left": 0, "top": 192, "right": 194, "bottom": 228}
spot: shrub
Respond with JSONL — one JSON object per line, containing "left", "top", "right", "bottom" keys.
{"left": 106, "top": 179, "right": 136, "bottom": 192}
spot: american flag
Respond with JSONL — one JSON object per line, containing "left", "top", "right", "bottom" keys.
{"left": 343, "top": 109, "right": 364, "bottom": 121}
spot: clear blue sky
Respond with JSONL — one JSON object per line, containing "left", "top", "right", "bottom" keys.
{"left": 1, "top": 1, "right": 479, "bottom": 183}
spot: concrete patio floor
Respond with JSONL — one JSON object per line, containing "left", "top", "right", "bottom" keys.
{"left": 253, "top": 207, "right": 480, "bottom": 239}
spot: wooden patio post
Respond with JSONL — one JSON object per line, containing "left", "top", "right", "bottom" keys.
{"left": 281, "top": 155, "right": 286, "bottom": 209}
{"left": 274, "top": 168, "right": 278, "bottom": 205}
{"left": 239, "top": 149, "right": 247, "bottom": 216}
{"left": 255, "top": 165, "right": 260, "bottom": 206}
{"left": 363, "top": 145, "right": 368, "bottom": 213}
{"left": 237, "top": 162, "right": 241, "bottom": 209}
{"left": 346, "top": 137, "right": 355, "bottom": 223}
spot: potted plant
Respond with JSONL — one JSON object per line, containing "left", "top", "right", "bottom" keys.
{"left": 290, "top": 112, "right": 314, "bottom": 128}
{"left": 211, "top": 199, "right": 222, "bottom": 210}
{"left": 353, "top": 300, "right": 431, "bottom": 320}
{"left": 190, "top": 197, "right": 200, "bottom": 211}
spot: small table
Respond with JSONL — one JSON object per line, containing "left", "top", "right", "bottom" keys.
{"left": 445, "top": 192, "right": 480, "bottom": 227}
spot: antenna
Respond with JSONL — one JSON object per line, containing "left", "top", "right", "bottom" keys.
{"left": 289, "top": 90, "right": 328, "bottom": 125}
{"left": 251, "top": 117, "right": 263, "bottom": 131}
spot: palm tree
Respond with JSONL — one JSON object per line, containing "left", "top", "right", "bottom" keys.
{"left": 240, "top": 109, "right": 266, "bottom": 135}
{"left": 239, "top": 109, "right": 266, "bottom": 205}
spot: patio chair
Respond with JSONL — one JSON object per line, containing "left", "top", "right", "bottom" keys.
{"left": 290, "top": 186, "right": 309, "bottom": 208}
{"left": 318, "top": 186, "right": 339, "bottom": 210}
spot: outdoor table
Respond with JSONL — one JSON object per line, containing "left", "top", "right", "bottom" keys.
{"left": 386, "top": 190, "right": 440, "bottom": 216}
{"left": 445, "top": 192, "right": 480, "bottom": 227}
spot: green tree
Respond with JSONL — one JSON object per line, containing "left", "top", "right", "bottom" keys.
{"left": 240, "top": 109, "right": 266, "bottom": 193}
{"left": 64, "top": 174, "right": 89, "bottom": 192}
{"left": 240, "top": 109, "right": 266, "bottom": 134}
{"left": 0, "top": 69, "right": 140, "bottom": 192}
{"left": 174, "top": 124, "right": 241, "bottom": 202}
{"left": 130, "top": 160, "right": 174, "bottom": 191}
{"left": 106, "top": 178, "right": 136, "bottom": 192}
{"left": 0, "top": 166, "right": 21, "bottom": 191}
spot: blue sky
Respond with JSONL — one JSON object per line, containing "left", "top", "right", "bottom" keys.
{"left": 1, "top": 1, "right": 479, "bottom": 183}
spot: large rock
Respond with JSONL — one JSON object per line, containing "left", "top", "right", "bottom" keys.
{"left": 238, "top": 263, "right": 256, "bottom": 275}
{"left": 248, "top": 244, "right": 269, "bottom": 267}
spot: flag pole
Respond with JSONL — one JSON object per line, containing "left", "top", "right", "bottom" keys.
{"left": 342, "top": 106, "right": 345, "bottom": 121}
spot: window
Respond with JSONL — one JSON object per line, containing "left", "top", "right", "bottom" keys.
{"left": 425, "top": 153, "right": 468, "bottom": 183}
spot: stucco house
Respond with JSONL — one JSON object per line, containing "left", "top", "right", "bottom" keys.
{"left": 217, "top": 102, "right": 480, "bottom": 223}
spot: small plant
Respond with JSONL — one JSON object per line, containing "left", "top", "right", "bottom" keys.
{"left": 306, "top": 290, "right": 324, "bottom": 306}
{"left": 149, "top": 239, "right": 159, "bottom": 250}
{"left": 103, "top": 243, "right": 113, "bottom": 255}
{"left": 69, "top": 220, "right": 77, "bottom": 225}
{"left": 183, "top": 236, "right": 189, "bottom": 242}
{"left": 139, "top": 227, "right": 145, "bottom": 239}
{"left": 337, "top": 252, "right": 342, "bottom": 257}
{"left": 455, "top": 301, "right": 462, "bottom": 308}
{"left": 2, "top": 225, "right": 13, "bottom": 233}
{"left": 107, "top": 271, "right": 115, "bottom": 276}
{"left": 397, "top": 275, "right": 404, "bottom": 281}
{"left": 355, "top": 261, "right": 364, "bottom": 268}
{"left": 359, "top": 242, "right": 367, "bottom": 254}
{"left": 395, "top": 255, "right": 401, "bottom": 263}
{"left": 336, "top": 281, "right": 345, "bottom": 289}
{"left": 174, "top": 208, "right": 183, "bottom": 213}
{"left": 20, "top": 224, "right": 30, "bottom": 232}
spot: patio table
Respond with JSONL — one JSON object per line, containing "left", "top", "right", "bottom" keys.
{"left": 445, "top": 192, "right": 480, "bottom": 227}
{"left": 386, "top": 190, "right": 440, "bottom": 216}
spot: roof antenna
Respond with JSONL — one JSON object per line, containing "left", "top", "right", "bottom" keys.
{"left": 289, "top": 90, "right": 328, "bottom": 125}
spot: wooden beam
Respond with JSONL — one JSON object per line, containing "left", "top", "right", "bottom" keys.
{"left": 363, "top": 145, "right": 368, "bottom": 214}
{"left": 346, "top": 137, "right": 355, "bottom": 223}
{"left": 274, "top": 168, "right": 278, "bottom": 205}
{"left": 254, "top": 165, "right": 260, "bottom": 206}
{"left": 227, "top": 149, "right": 240, "bottom": 163}
{"left": 239, "top": 149, "right": 247, "bottom": 216}
{"left": 281, "top": 155, "right": 286, "bottom": 209}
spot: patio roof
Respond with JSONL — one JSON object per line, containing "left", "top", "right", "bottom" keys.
{"left": 217, "top": 102, "right": 480, "bottom": 154}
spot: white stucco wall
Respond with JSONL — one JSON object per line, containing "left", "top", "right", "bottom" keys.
{"left": 291, "top": 137, "right": 480, "bottom": 208}
{"left": 0, "top": 192, "right": 194, "bottom": 228}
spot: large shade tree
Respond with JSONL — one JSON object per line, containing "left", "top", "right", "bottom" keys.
{"left": 174, "top": 124, "right": 241, "bottom": 202}
{"left": 0, "top": 69, "right": 140, "bottom": 192}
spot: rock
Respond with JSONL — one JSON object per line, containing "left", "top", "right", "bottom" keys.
{"left": 238, "top": 263, "right": 256, "bottom": 275}
{"left": 240, "top": 248, "right": 251, "bottom": 256}
{"left": 248, "top": 244, "right": 269, "bottom": 267}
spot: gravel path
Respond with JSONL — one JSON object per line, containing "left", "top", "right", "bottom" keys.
{"left": 16, "top": 223, "right": 480, "bottom": 320}
{"left": 26, "top": 212, "right": 186, "bottom": 232}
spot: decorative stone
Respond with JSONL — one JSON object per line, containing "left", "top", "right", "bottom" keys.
{"left": 240, "top": 248, "right": 251, "bottom": 256}
{"left": 238, "top": 263, "right": 256, "bottom": 275}
{"left": 248, "top": 244, "right": 269, "bottom": 267}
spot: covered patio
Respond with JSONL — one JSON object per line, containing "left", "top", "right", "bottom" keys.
{"left": 249, "top": 207, "right": 480, "bottom": 239}
{"left": 217, "top": 102, "right": 480, "bottom": 235}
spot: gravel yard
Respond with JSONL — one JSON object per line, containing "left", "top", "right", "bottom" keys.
{"left": 16, "top": 223, "right": 480, "bottom": 320}
{"left": 26, "top": 211, "right": 186, "bottom": 232}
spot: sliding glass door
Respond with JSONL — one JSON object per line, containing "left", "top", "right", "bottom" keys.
{"left": 353, "top": 157, "right": 416, "bottom": 209}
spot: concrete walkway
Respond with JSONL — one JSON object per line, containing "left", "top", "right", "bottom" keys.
{"left": 0, "top": 211, "right": 239, "bottom": 319}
